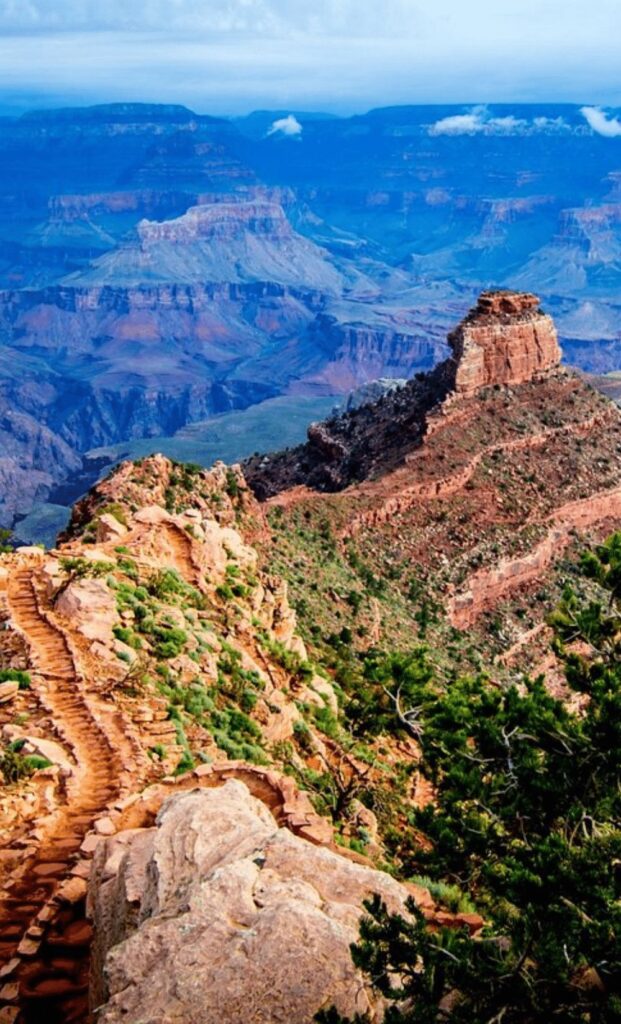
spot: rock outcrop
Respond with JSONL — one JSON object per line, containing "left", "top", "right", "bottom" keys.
{"left": 88, "top": 780, "right": 415, "bottom": 1023}
{"left": 243, "top": 290, "right": 562, "bottom": 498}
{"left": 447, "top": 290, "right": 561, "bottom": 394}
{"left": 0, "top": 453, "right": 352, "bottom": 1022}
{"left": 244, "top": 291, "right": 621, "bottom": 675}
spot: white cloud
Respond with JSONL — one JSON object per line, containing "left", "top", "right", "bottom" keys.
{"left": 533, "top": 115, "right": 569, "bottom": 130}
{"left": 428, "top": 108, "right": 579, "bottom": 137}
{"left": 429, "top": 106, "right": 528, "bottom": 136}
{"left": 429, "top": 109, "right": 487, "bottom": 135}
{"left": 581, "top": 105, "right": 621, "bottom": 137}
{"left": 267, "top": 114, "right": 302, "bottom": 137}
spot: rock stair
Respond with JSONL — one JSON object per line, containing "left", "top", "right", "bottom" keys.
{"left": 0, "top": 569, "right": 136, "bottom": 1023}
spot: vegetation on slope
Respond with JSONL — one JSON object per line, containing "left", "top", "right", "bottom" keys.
{"left": 320, "top": 533, "right": 621, "bottom": 1023}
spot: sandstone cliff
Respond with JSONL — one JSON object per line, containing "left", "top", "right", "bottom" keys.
{"left": 447, "top": 290, "right": 561, "bottom": 394}
{"left": 243, "top": 289, "right": 563, "bottom": 497}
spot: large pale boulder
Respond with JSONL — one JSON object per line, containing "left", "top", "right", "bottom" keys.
{"left": 55, "top": 577, "right": 118, "bottom": 642}
{"left": 21, "top": 736, "right": 73, "bottom": 773}
{"left": 0, "top": 679, "right": 18, "bottom": 704}
{"left": 89, "top": 780, "right": 415, "bottom": 1023}
{"left": 218, "top": 526, "right": 258, "bottom": 570}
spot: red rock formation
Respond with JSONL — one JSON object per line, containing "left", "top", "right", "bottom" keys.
{"left": 244, "top": 290, "right": 566, "bottom": 499}
{"left": 448, "top": 290, "right": 561, "bottom": 394}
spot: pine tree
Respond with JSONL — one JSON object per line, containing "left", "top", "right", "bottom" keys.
{"left": 320, "top": 532, "right": 621, "bottom": 1023}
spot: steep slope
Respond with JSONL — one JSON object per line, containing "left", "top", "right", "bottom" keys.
{"left": 245, "top": 291, "right": 621, "bottom": 670}
{"left": 0, "top": 457, "right": 396, "bottom": 1021}
{"left": 0, "top": 443, "right": 493, "bottom": 1022}
{"left": 1, "top": 291, "right": 620, "bottom": 1022}
{"left": 0, "top": 193, "right": 451, "bottom": 529}
{"left": 244, "top": 291, "right": 564, "bottom": 494}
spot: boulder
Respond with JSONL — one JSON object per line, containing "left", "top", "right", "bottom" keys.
{"left": 21, "top": 736, "right": 73, "bottom": 773}
{"left": 55, "top": 578, "right": 118, "bottom": 643}
{"left": 0, "top": 680, "right": 19, "bottom": 705}
{"left": 96, "top": 513, "right": 128, "bottom": 543}
{"left": 88, "top": 780, "right": 416, "bottom": 1024}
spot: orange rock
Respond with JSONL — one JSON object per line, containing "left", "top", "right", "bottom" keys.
{"left": 448, "top": 290, "right": 561, "bottom": 394}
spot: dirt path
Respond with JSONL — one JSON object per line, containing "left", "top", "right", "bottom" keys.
{"left": 164, "top": 523, "right": 203, "bottom": 588}
{"left": 0, "top": 569, "right": 126, "bottom": 1023}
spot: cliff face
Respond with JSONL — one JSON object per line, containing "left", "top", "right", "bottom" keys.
{"left": 0, "top": 270, "right": 453, "bottom": 527}
{"left": 447, "top": 290, "right": 561, "bottom": 394}
{"left": 66, "top": 201, "right": 346, "bottom": 291}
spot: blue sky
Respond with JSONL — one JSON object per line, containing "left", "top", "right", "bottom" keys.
{"left": 0, "top": 0, "right": 619, "bottom": 115}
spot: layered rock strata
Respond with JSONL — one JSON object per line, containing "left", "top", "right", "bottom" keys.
{"left": 448, "top": 290, "right": 561, "bottom": 394}
{"left": 244, "top": 291, "right": 621, "bottom": 667}
{"left": 243, "top": 290, "right": 563, "bottom": 497}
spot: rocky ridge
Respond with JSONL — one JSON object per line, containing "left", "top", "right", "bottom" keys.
{"left": 1, "top": 453, "right": 481, "bottom": 1023}
{"left": 243, "top": 290, "right": 563, "bottom": 496}
{"left": 245, "top": 291, "right": 621, "bottom": 671}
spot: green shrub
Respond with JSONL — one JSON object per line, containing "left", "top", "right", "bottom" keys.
{"left": 0, "top": 669, "right": 31, "bottom": 690}
{"left": 152, "top": 624, "right": 187, "bottom": 660}
{"left": 148, "top": 568, "right": 185, "bottom": 598}
{"left": 112, "top": 625, "right": 142, "bottom": 650}
{"left": 148, "top": 744, "right": 167, "bottom": 760}
{"left": 0, "top": 748, "right": 50, "bottom": 783}
{"left": 312, "top": 704, "right": 340, "bottom": 739}
{"left": 225, "top": 468, "right": 240, "bottom": 498}
{"left": 117, "top": 557, "right": 139, "bottom": 581}
{"left": 240, "top": 689, "right": 258, "bottom": 713}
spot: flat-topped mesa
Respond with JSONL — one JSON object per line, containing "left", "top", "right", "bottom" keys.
{"left": 448, "top": 290, "right": 562, "bottom": 395}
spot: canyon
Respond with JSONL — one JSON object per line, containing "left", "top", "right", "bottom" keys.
{"left": 0, "top": 102, "right": 620, "bottom": 532}
{"left": 0, "top": 290, "right": 620, "bottom": 1021}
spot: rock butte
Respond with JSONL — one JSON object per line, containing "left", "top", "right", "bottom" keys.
{"left": 243, "top": 289, "right": 621, "bottom": 657}
{"left": 243, "top": 289, "right": 566, "bottom": 498}
{"left": 448, "top": 290, "right": 562, "bottom": 394}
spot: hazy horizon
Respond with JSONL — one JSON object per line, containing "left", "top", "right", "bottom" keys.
{"left": 0, "top": 0, "right": 619, "bottom": 116}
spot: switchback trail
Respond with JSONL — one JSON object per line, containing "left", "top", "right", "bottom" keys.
{"left": 0, "top": 568, "right": 127, "bottom": 1024}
